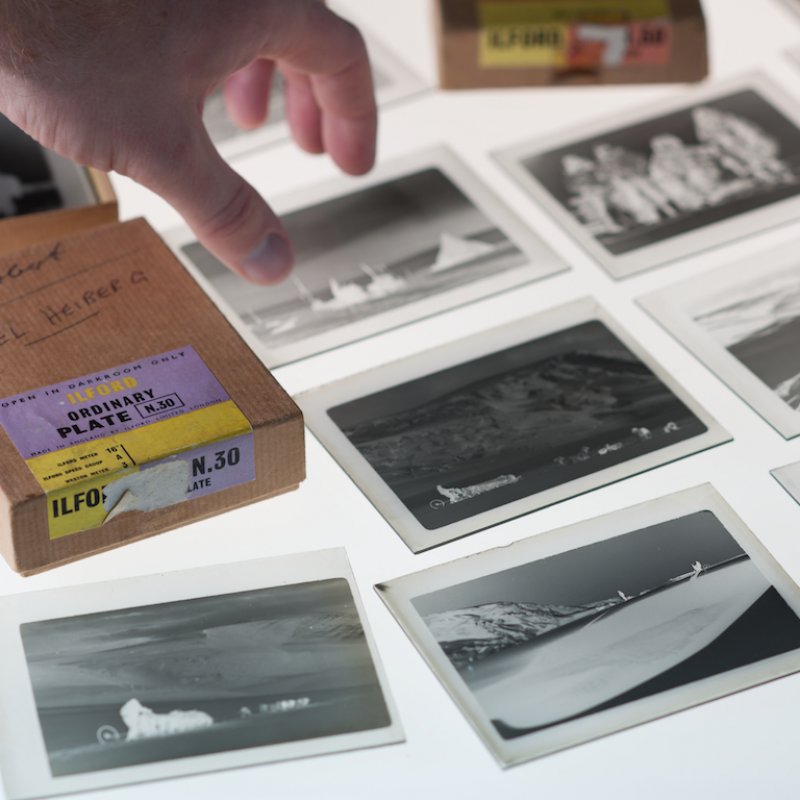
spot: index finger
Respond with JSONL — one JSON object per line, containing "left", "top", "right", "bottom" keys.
{"left": 261, "top": 1, "right": 377, "bottom": 174}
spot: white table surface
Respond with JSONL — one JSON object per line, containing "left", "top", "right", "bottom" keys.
{"left": 4, "top": 1, "right": 800, "bottom": 797}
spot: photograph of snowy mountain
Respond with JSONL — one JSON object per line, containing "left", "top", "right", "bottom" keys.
{"left": 324, "top": 315, "right": 711, "bottom": 537}
{"left": 640, "top": 242, "right": 800, "bottom": 438}
{"left": 177, "top": 149, "right": 563, "bottom": 367}
{"left": 378, "top": 489, "right": 800, "bottom": 764}
{"left": 521, "top": 89, "right": 800, "bottom": 255}
{"left": 19, "top": 578, "right": 391, "bottom": 778}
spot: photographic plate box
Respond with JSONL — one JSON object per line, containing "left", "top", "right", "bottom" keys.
{"left": 0, "top": 220, "right": 304, "bottom": 575}
{"left": 434, "top": 0, "right": 708, "bottom": 89}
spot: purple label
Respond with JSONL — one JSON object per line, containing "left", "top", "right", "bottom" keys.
{"left": 180, "top": 433, "right": 256, "bottom": 499}
{"left": 0, "top": 347, "right": 230, "bottom": 458}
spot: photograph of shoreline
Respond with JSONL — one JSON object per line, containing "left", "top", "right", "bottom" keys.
{"left": 179, "top": 151, "right": 563, "bottom": 367}
{"left": 326, "top": 318, "right": 708, "bottom": 534}
{"left": 692, "top": 264, "right": 800, "bottom": 409}
{"left": 20, "top": 578, "right": 391, "bottom": 777}
{"left": 378, "top": 490, "right": 800, "bottom": 764}
{"left": 520, "top": 89, "right": 800, "bottom": 256}
{"left": 639, "top": 242, "right": 800, "bottom": 438}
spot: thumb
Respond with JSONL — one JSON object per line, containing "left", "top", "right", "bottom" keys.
{"left": 130, "top": 119, "right": 293, "bottom": 284}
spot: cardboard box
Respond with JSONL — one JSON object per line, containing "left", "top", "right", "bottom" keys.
{"left": 434, "top": 0, "right": 709, "bottom": 89}
{"left": 0, "top": 219, "right": 305, "bottom": 575}
{"left": 0, "top": 168, "right": 118, "bottom": 254}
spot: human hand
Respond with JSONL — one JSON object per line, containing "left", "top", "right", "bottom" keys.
{"left": 0, "top": 0, "right": 377, "bottom": 283}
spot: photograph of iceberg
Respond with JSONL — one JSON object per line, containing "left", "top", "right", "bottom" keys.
{"left": 410, "top": 508, "right": 800, "bottom": 756}
{"left": 327, "top": 318, "right": 708, "bottom": 531}
{"left": 19, "top": 579, "right": 391, "bottom": 777}
{"left": 523, "top": 89, "right": 800, "bottom": 255}
{"left": 179, "top": 150, "right": 562, "bottom": 368}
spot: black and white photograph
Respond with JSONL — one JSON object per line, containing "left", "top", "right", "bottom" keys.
{"left": 639, "top": 239, "right": 800, "bottom": 438}
{"left": 0, "top": 113, "right": 97, "bottom": 219}
{"left": 772, "top": 459, "right": 800, "bottom": 505}
{"left": 0, "top": 551, "right": 401, "bottom": 800}
{"left": 297, "top": 299, "right": 729, "bottom": 552}
{"left": 169, "top": 147, "right": 566, "bottom": 368}
{"left": 377, "top": 486, "right": 800, "bottom": 765}
{"left": 495, "top": 75, "right": 800, "bottom": 278}
{"left": 203, "top": 32, "right": 426, "bottom": 160}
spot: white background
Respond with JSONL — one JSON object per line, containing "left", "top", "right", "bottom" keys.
{"left": 4, "top": 0, "right": 800, "bottom": 797}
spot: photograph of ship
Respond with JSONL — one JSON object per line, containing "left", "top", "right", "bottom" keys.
{"left": 325, "top": 316, "right": 709, "bottom": 535}
{"left": 181, "top": 152, "right": 559, "bottom": 367}
{"left": 520, "top": 88, "right": 800, "bottom": 256}
{"left": 378, "top": 491, "right": 800, "bottom": 764}
{"left": 0, "top": 112, "right": 62, "bottom": 218}
{"left": 19, "top": 578, "right": 391, "bottom": 777}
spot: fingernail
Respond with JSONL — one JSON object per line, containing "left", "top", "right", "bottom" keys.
{"left": 242, "top": 233, "right": 293, "bottom": 283}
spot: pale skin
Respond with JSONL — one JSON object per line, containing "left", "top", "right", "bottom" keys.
{"left": 0, "top": 0, "right": 378, "bottom": 283}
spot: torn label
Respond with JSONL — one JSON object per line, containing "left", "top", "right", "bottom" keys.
{"left": 103, "top": 461, "right": 192, "bottom": 524}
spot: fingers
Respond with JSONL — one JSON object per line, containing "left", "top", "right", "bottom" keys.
{"left": 312, "top": 62, "right": 377, "bottom": 176}
{"left": 132, "top": 120, "right": 293, "bottom": 284}
{"left": 223, "top": 59, "right": 275, "bottom": 130}
{"left": 280, "top": 66, "right": 323, "bottom": 154}
{"left": 262, "top": 2, "right": 377, "bottom": 175}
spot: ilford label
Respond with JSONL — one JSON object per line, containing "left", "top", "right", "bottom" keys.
{"left": 0, "top": 347, "right": 255, "bottom": 539}
{"left": 478, "top": 1, "right": 672, "bottom": 70}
